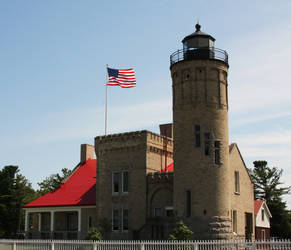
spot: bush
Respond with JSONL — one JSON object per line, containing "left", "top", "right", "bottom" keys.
{"left": 84, "top": 227, "right": 102, "bottom": 241}
{"left": 169, "top": 221, "right": 193, "bottom": 240}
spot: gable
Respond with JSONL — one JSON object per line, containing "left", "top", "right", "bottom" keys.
{"left": 229, "top": 143, "right": 253, "bottom": 184}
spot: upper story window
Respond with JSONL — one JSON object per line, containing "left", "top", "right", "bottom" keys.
{"left": 122, "top": 171, "right": 129, "bottom": 193}
{"left": 262, "top": 209, "right": 265, "bottom": 221}
{"left": 204, "top": 133, "right": 211, "bottom": 156}
{"left": 234, "top": 171, "right": 240, "bottom": 194}
{"left": 195, "top": 125, "right": 201, "bottom": 147}
{"left": 214, "top": 140, "right": 221, "bottom": 165}
{"left": 112, "top": 172, "right": 120, "bottom": 194}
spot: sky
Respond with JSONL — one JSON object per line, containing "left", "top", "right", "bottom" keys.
{"left": 1, "top": 1, "right": 291, "bottom": 208}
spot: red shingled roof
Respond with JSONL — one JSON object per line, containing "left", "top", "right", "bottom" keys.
{"left": 24, "top": 159, "right": 96, "bottom": 208}
{"left": 254, "top": 200, "right": 264, "bottom": 216}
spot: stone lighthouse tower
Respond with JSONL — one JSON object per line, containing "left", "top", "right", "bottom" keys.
{"left": 170, "top": 24, "right": 231, "bottom": 239}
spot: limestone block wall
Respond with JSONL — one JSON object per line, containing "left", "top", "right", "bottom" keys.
{"left": 146, "top": 132, "right": 173, "bottom": 174}
{"left": 171, "top": 59, "right": 231, "bottom": 239}
{"left": 229, "top": 143, "right": 254, "bottom": 239}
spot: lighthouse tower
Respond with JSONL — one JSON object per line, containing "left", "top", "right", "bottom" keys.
{"left": 170, "top": 24, "right": 231, "bottom": 239}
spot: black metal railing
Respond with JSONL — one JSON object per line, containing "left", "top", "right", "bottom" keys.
{"left": 170, "top": 47, "right": 228, "bottom": 66}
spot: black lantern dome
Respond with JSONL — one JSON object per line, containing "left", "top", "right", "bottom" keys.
{"left": 182, "top": 23, "right": 215, "bottom": 50}
{"left": 170, "top": 23, "right": 228, "bottom": 66}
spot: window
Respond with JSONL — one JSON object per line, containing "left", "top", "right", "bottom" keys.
{"left": 122, "top": 171, "right": 129, "bottom": 193}
{"left": 214, "top": 140, "right": 221, "bottom": 165}
{"left": 154, "top": 208, "right": 162, "bottom": 217}
{"left": 195, "top": 125, "right": 201, "bottom": 147}
{"left": 204, "top": 133, "right": 211, "bottom": 156}
{"left": 233, "top": 210, "right": 237, "bottom": 233}
{"left": 122, "top": 209, "right": 128, "bottom": 231}
{"left": 112, "top": 209, "right": 119, "bottom": 231}
{"left": 235, "top": 171, "right": 240, "bottom": 193}
{"left": 87, "top": 216, "right": 92, "bottom": 231}
{"left": 112, "top": 173, "right": 119, "bottom": 194}
{"left": 262, "top": 209, "right": 265, "bottom": 221}
{"left": 261, "top": 229, "right": 265, "bottom": 240}
{"left": 186, "top": 190, "right": 191, "bottom": 217}
{"left": 165, "top": 207, "right": 174, "bottom": 217}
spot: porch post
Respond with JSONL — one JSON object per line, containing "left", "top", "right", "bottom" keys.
{"left": 25, "top": 210, "right": 29, "bottom": 232}
{"left": 50, "top": 211, "right": 55, "bottom": 234}
{"left": 38, "top": 213, "right": 42, "bottom": 231}
{"left": 78, "top": 209, "right": 81, "bottom": 232}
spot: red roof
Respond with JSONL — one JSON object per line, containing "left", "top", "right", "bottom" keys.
{"left": 161, "top": 162, "right": 174, "bottom": 172}
{"left": 24, "top": 159, "right": 96, "bottom": 208}
{"left": 254, "top": 200, "right": 264, "bottom": 216}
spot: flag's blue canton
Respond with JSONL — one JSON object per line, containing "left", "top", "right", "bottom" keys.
{"left": 107, "top": 68, "right": 119, "bottom": 78}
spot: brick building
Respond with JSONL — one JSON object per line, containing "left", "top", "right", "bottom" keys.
{"left": 24, "top": 24, "right": 255, "bottom": 240}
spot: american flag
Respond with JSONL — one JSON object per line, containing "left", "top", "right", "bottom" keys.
{"left": 107, "top": 68, "right": 136, "bottom": 88}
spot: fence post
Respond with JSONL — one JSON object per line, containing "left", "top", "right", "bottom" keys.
{"left": 13, "top": 242, "right": 16, "bottom": 250}
{"left": 140, "top": 242, "right": 145, "bottom": 250}
{"left": 93, "top": 242, "right": 97, "bottom": 250}
{"left": 51, "top": 242, "right": 55, "bottom": 250}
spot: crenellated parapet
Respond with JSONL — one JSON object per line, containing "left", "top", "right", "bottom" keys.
{"left": 95, "top": 130, "right": 173, "bottom": 156}
{"left": 147, "top": 171, "right": 174, "bottom": 184}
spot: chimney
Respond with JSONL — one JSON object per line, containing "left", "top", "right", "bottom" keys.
{"left": 159, "top": 123, "right": 173, "bottom": 138}
{"left": 80, "top": 144, "right": 95, "bottom": 164}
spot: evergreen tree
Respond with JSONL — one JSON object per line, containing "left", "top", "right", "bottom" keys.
{"left": 249, "top": 161, "right": 291, "bottom": 238}
{"left": 0, "top": 166, "right": 37, "bottom": 238}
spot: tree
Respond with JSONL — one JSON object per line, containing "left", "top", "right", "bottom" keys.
{"left": 249, "top": 161, "right": 291, "bottom": 238}
{"left": 169, "top": 220, "right": 193, "bottom": 240}
{"left": 37, "top": 168, "right": 72, "bottom": 195}
{"left": 0, "top": 166, "right": 37, "bottom": 238}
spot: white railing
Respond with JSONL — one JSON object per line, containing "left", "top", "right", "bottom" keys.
{"left": 0, "top": 239, "right": 290, "bottom": 250}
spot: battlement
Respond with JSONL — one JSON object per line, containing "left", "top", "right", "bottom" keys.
{"left": 147, "top": 171, "right": 174, "bottom": 184}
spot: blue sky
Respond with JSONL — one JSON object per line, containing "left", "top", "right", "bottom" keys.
{"left": 1, "top": 1, "right": 291, "bottom": 207}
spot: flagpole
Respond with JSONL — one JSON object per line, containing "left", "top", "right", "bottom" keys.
{"left": 105, "top": 64, "right": 108, "bottom": 135}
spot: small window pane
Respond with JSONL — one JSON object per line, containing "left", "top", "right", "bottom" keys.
{"left": 123, "top": 209, "right": 128, "bottom": 231}
{"left": 113, "top": 209, "right": 119, "bottom": 230}
{"left": 154, "top": 208, "right": 162, "bottom": 217}
{"left": 113, "top": 173, "right": 119, "bottom": 193}
{"left": 123, "top": 171, "right": 129, "bottom": 193}
{"left": 235, "top": 171, "right": 240, "bottom": 193}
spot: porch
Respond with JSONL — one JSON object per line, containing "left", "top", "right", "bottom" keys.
{"left": 24, "top": 206, "right": 95, "bottom": 240}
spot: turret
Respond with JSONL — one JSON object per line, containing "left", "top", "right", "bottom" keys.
{"left": 170, "top": 24, "right": 231, "bottom": 239}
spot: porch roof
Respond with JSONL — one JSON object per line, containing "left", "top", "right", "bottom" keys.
{"left": 24, "top": 158, "right": 96, "bottom": 208}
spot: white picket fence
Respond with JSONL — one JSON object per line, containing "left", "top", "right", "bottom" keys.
{"left": 0, "top": 239, "right": 290, "bottom": 250}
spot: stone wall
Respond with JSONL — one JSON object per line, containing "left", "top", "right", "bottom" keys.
{"left": 171, "top": 59, "right": 232, "bottom": 239}
{"left": 229, "top": 143, "right": 254, "bottom": 240}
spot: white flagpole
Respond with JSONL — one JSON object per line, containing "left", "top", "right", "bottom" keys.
{"left": 105, "top": 64, "right": 109, "bottom": 135}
